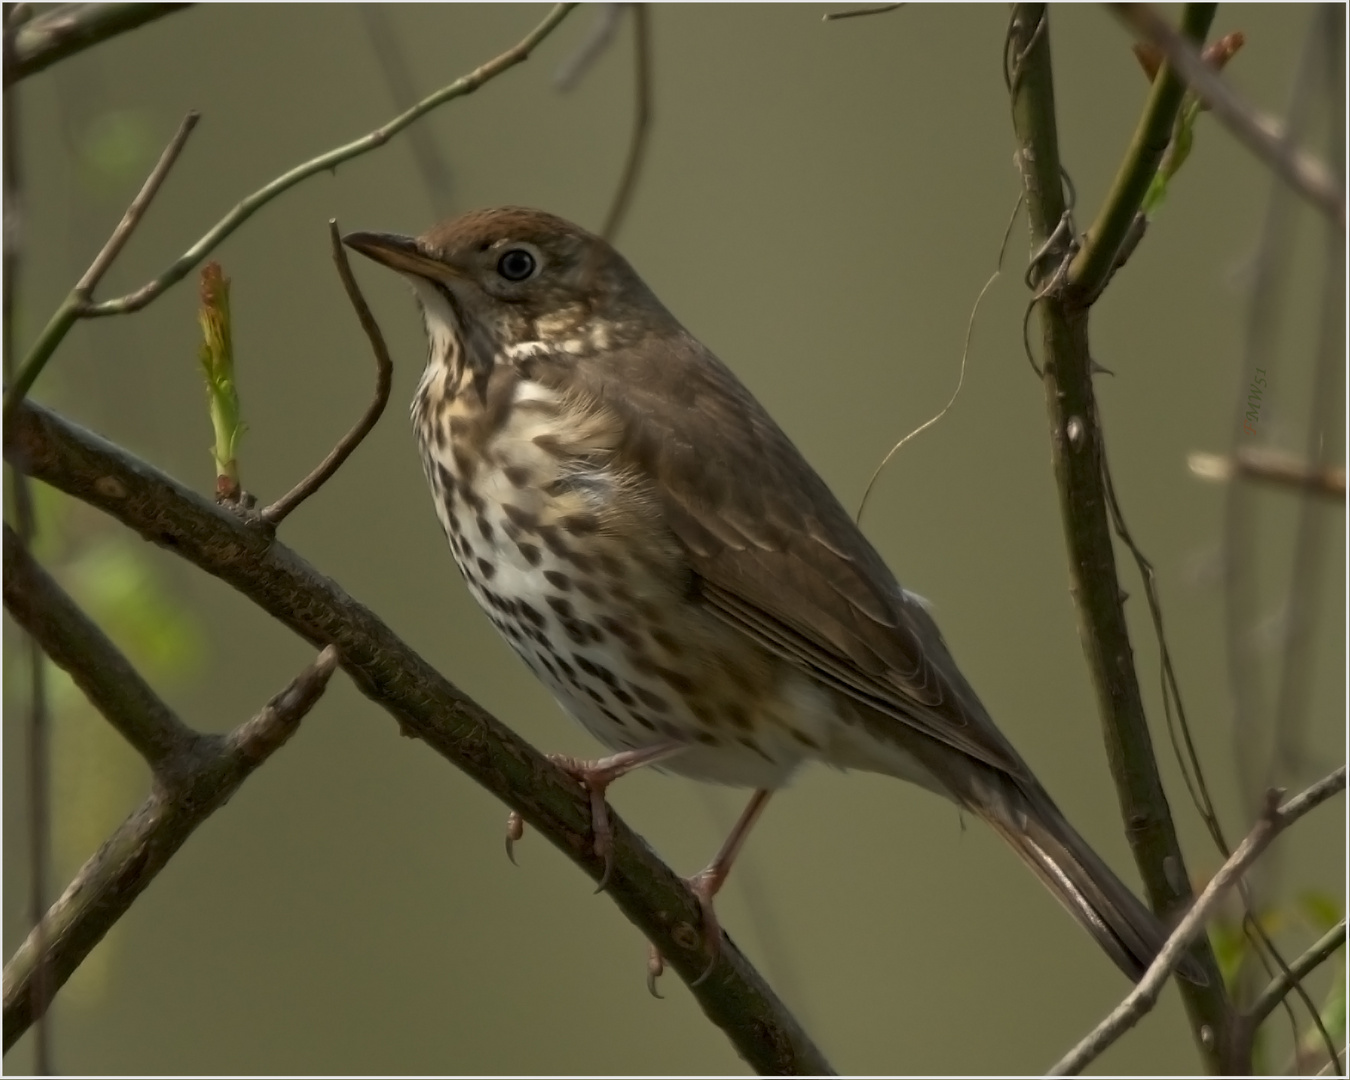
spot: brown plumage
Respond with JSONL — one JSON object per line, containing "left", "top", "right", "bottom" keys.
{"left": 344, "top": 207, "right": 1201, "bottom": 987}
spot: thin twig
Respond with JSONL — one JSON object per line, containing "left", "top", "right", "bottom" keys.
{"left": 82, "top": 3, "right": 576, "bottom": 320}
{"left": 1248, "top": 919, "right": 1346, "bottom": 1031}
{"left": 1068, "top": 4, "right": 1216, "bottom": 303}
{"left": 4, "top": 2, "right": 191, "bottom": 86}
{"left": 5, "top": 398, "right": 834, "bottom": 1076}
{"left": 261, "top": 221, "right": 393, "bottom": 527}
{"left": 1113, "top": 4, "right": 1344, "bottom": 227}
{"left": 1190, "top": 448, "right": 1346, "bottom": 501}
{"left": 1100, "top": 463, "right": 1227, "bottom": 854}
{"left": 822, "top": 3, "right": 903, "bottom": 22}
{"left": 1049, "top": 767, "right": 1347, "bottom": 1076}
{"left": 554, "top": 2, "right": 625, "bottom": 91}
{"left": 2, "top": 646, "right": 340, "bottom": 1050}
{"left": 2, "top": 525, "right": 198, "bottom": 771}
{"left": 74, "top": 109, "right": 199, "bottom": 298}
{"left": 358, "top": 4, "right": 454, "bottom": 211}
{"left": 2, "top": 110, "right": 200, "bottom": 424}
{"left": 599, "top": 4, "right": 650, "bottom": 243}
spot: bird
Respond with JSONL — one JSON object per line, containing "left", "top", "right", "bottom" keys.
{"left": 343, "top": 206, "right": 1200, "bottom": 988}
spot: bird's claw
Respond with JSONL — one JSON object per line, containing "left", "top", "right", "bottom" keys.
{"left": 547, "top": 753, "right": 618, "bottom": 892}
{"left": 646, "top": 870, "right": 721, "bottom": 995}
{"left": 504, "top": 810, "right": 524, "bottom": 865}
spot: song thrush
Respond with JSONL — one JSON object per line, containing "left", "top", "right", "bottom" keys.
{"left": 344, "top": 207, "right": 1198, "bottom": 987}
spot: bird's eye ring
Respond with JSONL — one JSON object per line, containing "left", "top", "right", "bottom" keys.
{"left": 496, "top": 248, "right": 537, "bottom": 282}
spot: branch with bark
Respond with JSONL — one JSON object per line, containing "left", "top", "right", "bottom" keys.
{"left": 3, "top": 399, "right": 832, "bottom": 1075}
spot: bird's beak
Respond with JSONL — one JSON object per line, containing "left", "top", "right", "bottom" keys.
{"left": 342, "top": 230, "right": 461, "bottom": 282}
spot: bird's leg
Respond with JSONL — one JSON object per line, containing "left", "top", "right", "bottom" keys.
{"left": 505, "top": 742, "right": 684, "bottom": 888}
{"left": 648, "top": 788, "right": 774, "bottom": 995}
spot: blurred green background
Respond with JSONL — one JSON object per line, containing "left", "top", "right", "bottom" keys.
{"left": 4, "top": 4, "right": 1343, "bottom": 1074}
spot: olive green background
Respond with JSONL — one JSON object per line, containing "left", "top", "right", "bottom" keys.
{"left": 4, "top": 4, "right": 1344, "bottom": 1075}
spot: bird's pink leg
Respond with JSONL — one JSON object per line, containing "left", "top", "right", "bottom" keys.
{"left": 505, "top": 742, "right": 684, "bottom": 888}
{"left": 648, "top": 788, "right": 774, "bottom": 995}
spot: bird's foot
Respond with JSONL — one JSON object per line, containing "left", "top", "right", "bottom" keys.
{"left": 503, "top": 743, "right": 683, "bottom": 889}
{"left": 647, "top": 864, "right": 725, "bottom": 996}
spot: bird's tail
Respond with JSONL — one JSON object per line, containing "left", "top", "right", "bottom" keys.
{"left": 970, "top": 772, "right": 1207, "bottom": 985}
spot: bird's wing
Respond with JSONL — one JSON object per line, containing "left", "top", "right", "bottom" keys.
{"left": 577, "top": 331, "right": 1028, "bottom": 779}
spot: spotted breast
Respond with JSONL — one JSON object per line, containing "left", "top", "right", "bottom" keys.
{"left": 410, "top": 316, "right": 838, "bottom": 792}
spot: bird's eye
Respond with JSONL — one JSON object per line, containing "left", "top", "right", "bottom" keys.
{"left": 496, "top": 248, "right": 537, "bottom": 282}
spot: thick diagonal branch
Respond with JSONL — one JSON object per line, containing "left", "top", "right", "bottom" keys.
{"left": 3, "top": 525, "right": 196, "bottom": 770}
{"left": 3, "top": 399, "right": 833, "bottom": 1077}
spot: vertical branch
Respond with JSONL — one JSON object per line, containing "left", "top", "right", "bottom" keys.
{"left": 2, "top": 14, "right": 53, "bottom": 1068}
{"left": 1005, "top": 5, "right": 1229, "bottom": 1067}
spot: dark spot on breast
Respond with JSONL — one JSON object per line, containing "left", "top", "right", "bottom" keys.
{"left": 560, "top": 513, "right": 600, "bottom": 536}
{"left": 476, "top": 516, "right": 494, "bottom": 542}
{"left": 502, "top": 503, "right": 538, "bottom": 531}
{"left": 556, "top": 619, "right": 582, "bottom": 644}
{"left": 695, "top": 731, "right": 719, "bottom": 746}
{"left": 725, "top": 702, "right": 751, "bottom": 729}
{"left": 651, "top": 628, "right": 682, "bottom": 656}
{"left": 612, "top": 687, "right": 635, "bottom": 707}
{"left": 631, "top": 712, "right": 656, "bottom": 730}
{"left": 584, "top": 686, "right": 605, "bottom": 704}
{"left": 517, "top": 602, "right": 545, "bottom": 628}
{"left": 597, "top": 552, "right": 624, "bottom": 578}
{"left": 598, "top": 615, "right": 639, "bottom": 650}
{"left": 575, "top": 578, "right": 602, "bottom": 601}
{"left": 546, "top": 596, "right": 573, "bottom": 619}
{"left": 503, "top": 465, "right": 532, "bottom": 488}
{"left": 655, "top": 665, "right": 695, "bottom": 694}
{"left": 543, "top": 570, "right": 572, "bottom": 591}
{"left": 436, "top": 463, "right": 456, "bottom": 499}
{"left": 790, "top": 728, "right": 822, "bottom": 749}
{"left": 459, "top": 481, "right": 484, "bottom": 513}
{"left": 575, "top": 655, "right": 603, "bottom": 680}
{"left": 636, "top": 600, "right": 666, "bottom": 623}
{"left": 475, "top": 557, "right": 496, "bottom": 581}
{"left": 535, "top": 524, "right": 566, "bottom": 557}
{"left": 516, "top": 541, "right": 542, "bottom": 566}
{"left": 633, "top": 686, "right": 669, "bottom": 713}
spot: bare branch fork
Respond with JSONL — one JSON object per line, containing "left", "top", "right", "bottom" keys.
{"left": 1, "top": 522, "right": 340, "bottom": 1051}
{"left": 3, "top": 398, "right": 833, "bottom": 1076}
{"left": 1049, "top": 767, "right": 1347, "bottom": 1076}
